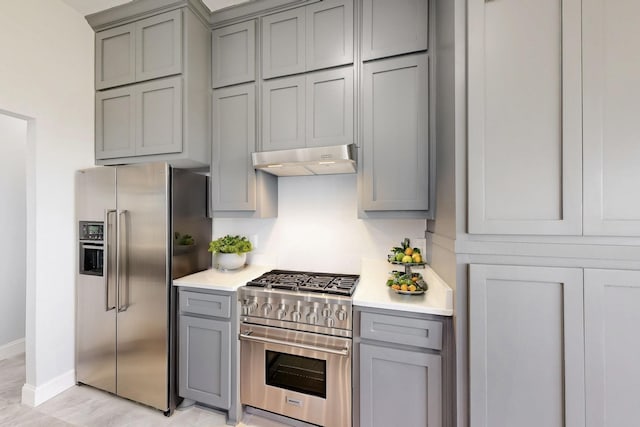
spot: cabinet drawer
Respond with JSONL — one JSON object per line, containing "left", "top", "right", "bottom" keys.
{"left": 180, "top": 290, "right": 231, "bottom": 318}
{"left": 360, "top": 312, "right": 442, "bottom": 350}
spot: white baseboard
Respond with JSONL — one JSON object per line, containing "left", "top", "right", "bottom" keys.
{"left": 0, "top": 338, "right": 25, "bottom": 360}
{"left": 21, "top": 369, "right": 75, "bottom": 407}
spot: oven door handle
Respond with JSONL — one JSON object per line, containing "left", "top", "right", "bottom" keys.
{"left": 239, "top": 331, "right": 350, "bottom": 357}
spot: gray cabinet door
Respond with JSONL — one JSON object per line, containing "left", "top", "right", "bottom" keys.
{"left": 361, "top": 53, "right": 429, "bottom": 211}
{"left": 212, "top": 84, "right": 256, "bottom": 211}
{"left": 469, "top": 264, "right": 585, "bottom": 427}
{"left": 179, "top": 314, "right": 231, "bottom": 409}
{"left": 135, "top": 10, "right": 182, "bottom": 83}
{"left": 584, "top": 269, "right": 640, "bottom": 426}
{"left": 136, "top": 76, "right": 182, "bottom": 156}
{"left": 361, "top": 0, "right": 428, "bottom": 61}
{"left": 306, "top": 67, "right": 353, "bottom": 147}
{"left": 262, "top": 7, "right": 305, "bottom": 79}
{"left": 467, "top": 0, "right": 582, "bottom": 235}
{"left": 95, "top": 23, "right": 136, "bottom": 90}
{"left": 306, "top": 0, "right": 353, "bottom": 71}
{"left": 583, "top": 0, "right": 640, "bottom": 236}
{"left": 262, "top": 75, "right": 305, "bottom": 151}
{"left": 212, "top": 20, "right": 256, "bottom": 88}
{"left": 95, "top": 86, "right": 136, "bottom": 159}
{"left": 360, "top": 343, "right": 441, "bottom": 427}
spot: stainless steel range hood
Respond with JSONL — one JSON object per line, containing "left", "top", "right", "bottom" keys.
{"left": 252, "top": 144, "right": 357, "bottom": 177}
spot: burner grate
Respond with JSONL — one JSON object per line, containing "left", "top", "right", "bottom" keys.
{"left": 246, "top": 270, "right": 360, "bottom": 296}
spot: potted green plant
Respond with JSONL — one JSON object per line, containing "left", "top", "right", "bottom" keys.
{"left": 208, "top": 234, "right": 253, "bottom": 271}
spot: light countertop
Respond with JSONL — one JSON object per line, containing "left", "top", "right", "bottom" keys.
{"left": 353, "top": 258, "right": 453, "bottom": 316}
{"left": 172, "top": 264, "right": 274, "bottom": 291}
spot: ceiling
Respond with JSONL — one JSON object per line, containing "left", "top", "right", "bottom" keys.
{"left": 61, "top": 0, "right": 251, "bottom": 16}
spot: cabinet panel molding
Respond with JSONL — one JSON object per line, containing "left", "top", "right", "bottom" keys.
{"left": 361, "top": 53, "right": 429, "bottom": 212}
{"left": 584, "top": 269, "right": 640, "bottom": 426}
{"left": 469, "top": 264, "right": 585, "bottom": 427}
{"left": 306, "top": 0, "right": 353, "bottom": 71}
{"left": 583, "top": 0, "right": 640, "bottom": 236}
{"left": 212, "top": 20, "right": 256, "bottom": 88}
{"left": 262, "top": 75, "right": 306, "bottom": 151}
{"left": 95, "top": 23, "right": 136, "bottom": 90}
{"left": 135, "top": 10, "right": 183, "bottom": 83}
{"left": 136, "top": 77, "right": 183, "bottom": 156}
{"left": 467, "top": 0, "right": 582, "bottom": 235}
{"left": 95, "top": 87, "right": 136, "bottom": 159}
{"left": 262, "top": 7, "right": 306, "bottom": 79}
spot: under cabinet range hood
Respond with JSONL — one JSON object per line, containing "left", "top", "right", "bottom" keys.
{"left": 252, "top": 144, "right": 357, "bottom": 177}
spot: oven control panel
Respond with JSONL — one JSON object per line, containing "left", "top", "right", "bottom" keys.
{"left": 239, "top": 288, "right": 352, "bottom": 333}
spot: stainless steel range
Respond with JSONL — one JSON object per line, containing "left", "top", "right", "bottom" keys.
{"left": 239, "top": 270, "right": 359, "bottom": 427}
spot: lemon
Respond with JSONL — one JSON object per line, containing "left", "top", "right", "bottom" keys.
{"left": 408, "top": 284, "right": 417, "bottom": 292}
{"left": 400, "top": 284, "right": 408, "bottom": 291}
{"left": 401, "top": 255, "right": 413, "bottom": 263}
{"left": 404, "top": 247, "right": 413, "bottom": 256}
{"left": 412, "top": 253, "right": 422, "bottom": 263}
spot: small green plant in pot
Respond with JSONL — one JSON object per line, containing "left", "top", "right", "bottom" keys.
{"left": 208, "top": 234, "right": 253, "bottom": 271}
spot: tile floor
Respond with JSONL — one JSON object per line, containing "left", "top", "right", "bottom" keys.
{"left": 0, "top": 354, "right": 289, "bottom": 427}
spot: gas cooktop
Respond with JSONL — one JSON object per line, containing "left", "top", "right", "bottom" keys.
{"left": 246, "top": 269, "right": 360, "bottom": 296}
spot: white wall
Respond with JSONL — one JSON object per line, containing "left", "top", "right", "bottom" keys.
{"left": 0, "top": 0, "right": 95, "bottom": 405}
{"left": 213, "top": 174, "right": 427, "bottom": 274}
{"left": 0, "top": 114, "right": 27, "bottom": 355}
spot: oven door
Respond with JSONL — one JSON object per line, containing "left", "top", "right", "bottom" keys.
{"left": 240, "top": 323, "right": 351, "bottom": 427}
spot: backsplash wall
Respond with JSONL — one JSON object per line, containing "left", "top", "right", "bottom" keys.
{"left": 212, "top": 174, "right": 426, "bottom": 274}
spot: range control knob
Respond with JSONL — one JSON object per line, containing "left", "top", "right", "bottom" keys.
{"left": 261, "top": 303, "right": 272, "bottom": 316}
{"left": 307, "top": 310, "right": 318, "bottom": 325}
{"left": 326, "top": 317, "right": 335, "bottom": 328}
{"left": 248, "top": 300, "right": 259, "bottom": 314}
{"left": 336, "top": 308, "right": 347, "bottom": 321}
{"left": 276, "top": 303, "right": 288, "bottom": 320}
{"left": 321, "top": 306, "right": 332, "bottom": 318}
{"left": 291, "top": 311, "right": 301, "bottom": 322}
{"left": 241, "top": 302, "right": 250, "bottom": 316}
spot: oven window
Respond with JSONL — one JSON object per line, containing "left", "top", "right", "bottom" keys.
{"left": 265, "top": 350, "right": 326, "bottom": 399}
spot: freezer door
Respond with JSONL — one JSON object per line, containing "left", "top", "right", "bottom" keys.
{"left": 76, "top": 167, "right": 117, "bottom": 394}
{"left": 115, "top": 162, "right": 170, "bottom": 411}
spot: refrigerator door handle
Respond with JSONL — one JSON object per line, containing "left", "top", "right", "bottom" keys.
{"left": 105, "top": 209, "right": 117, "bottom": 311}
{"left": 117, "top": 209, "right": 129, "bottom": 312}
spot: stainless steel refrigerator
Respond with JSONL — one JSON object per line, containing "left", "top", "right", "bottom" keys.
{"left": 75, "top": 162, "right": 211, "bottom": 414}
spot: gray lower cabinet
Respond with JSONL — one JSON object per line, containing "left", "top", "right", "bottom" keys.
{"left": 361, "top": 0, "right": 428, "bottom": 61}
{"left": 584, "top": 269, "right": 640, "bottom": 426}
{"left": 95, "top": 9, "right": 182, "bottom": 90}
{"left": 469, "top": 264, "right": 586, "bottom": 427}
{"left": 355, "top": 307, "right": 453, "bottom": 427}
{"left": 212, "top": 83, "right": 277, "bottom": 217}
{"left": 178, "top": 288, "right": 240, "bottom": 424}
{"left": 360, "top": 53, "right": 430, "bottom": 216}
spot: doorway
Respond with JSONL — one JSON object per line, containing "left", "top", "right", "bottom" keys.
{"left": 0, "top": 113, "right": 27, "bottom": 359}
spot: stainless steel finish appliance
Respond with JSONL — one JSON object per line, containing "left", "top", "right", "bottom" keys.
{"left": 239, "top": 270, "right": 359, "bottom": 427}
{"left": 252, "top": 143, "right": 357, "bottom": 177}
{"left": 75, "top": 162, "right": 211, "bottom": 414}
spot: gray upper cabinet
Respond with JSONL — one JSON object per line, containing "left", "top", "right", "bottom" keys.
{"left": 361, "top": 0, "right": 428, "bottom": 61}
{"left": 469, "top": 264, "right": 585, "bottom": 427}
{"left": 262, "top": 67, "right": 353, "bottom": 151}
{"left": 262, "top": 7, "right": 306, "bottom": 79}
{"left": 583, "top": 0, "right": 640, "bottom": 236}
{"left": 306, "top": 0, "right": 353, "bottom": 71}
{"left": 467, "top": 0, "right": 582, "bottom": 235}
{"left": 212, "top": 20, "right": 256, "bottom": 88}
{"left": 90, "top": 3, "right": 210, "bottom": 167}
{"left": 213, "top": 83, "right": 277, "bottom": 217}
{"left": 262, "top": 0, "right": 353, "bottom": 79}
{"left": 361, "top": 54, "right": 429, "bottom": 212}
{"left": 96, "top": 10, "right": 182, "bottom": 90}
{"left": 584, "top": 269, "right": 640, "bottom": 426}
{"left": 95, "top": 86, "right": 136, "bottom": 159}
{"left": 96, "top": 76, "right": 182, "bottom": 160}
{"left": 95, "top": 23, "right": 136, "bottom": 90}
{"left": 306, "top": 67, "right": 353, "bottom": 147}
{"left": 262, "top": 75, "right": 306, "bottom": 151}
{"left": 135, "top": 10, "right": 182, "bottom": 83}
